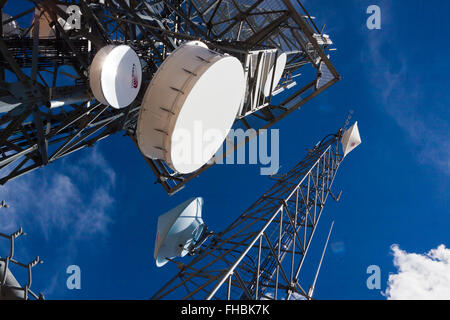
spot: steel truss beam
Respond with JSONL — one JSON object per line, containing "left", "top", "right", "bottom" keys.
{"left": 151, "top": 129, "right": 344, "bottom": 300}
{"left": 0, "top": 0, "right": 340, "bottom": 194}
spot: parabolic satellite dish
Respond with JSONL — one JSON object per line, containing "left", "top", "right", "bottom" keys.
{"left": 137, "top": 41, "right": 246, "bottom": 174}
{"left": 341, "top": 121, "right": 361, "bottom": 157}
{"left": 263, "top": 53, "right": 287, "bottom": 97}
{"left": 154, "top": 197, "right": 205, "bottom": 267}
{"left": 89, "top": 45, "right": 142, "bottom": 109}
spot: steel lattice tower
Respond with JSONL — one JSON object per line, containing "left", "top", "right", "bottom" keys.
{"left": 152, "top": 127, "right": 350, "bottom": 300}
{"left": 0, "top": 227, "right": 43, "bottom": 300}
{"left": 0, "top": 0, "right": 339, "bottom": 194}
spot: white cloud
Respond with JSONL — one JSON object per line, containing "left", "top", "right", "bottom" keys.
{"left": 0, "top": 147, "right": 117, "bottom": 296}
{"left": 384, "top": 244, "right": 450, "bottom": 300}
{"left": 0, "top": 147, "right": 116, "bottom": 240}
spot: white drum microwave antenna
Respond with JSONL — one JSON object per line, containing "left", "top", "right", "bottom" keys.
{"left": 89, "top": 45, "right": 142, "bottom": 109}
{"left": 137, "top": 41, "right": 246, "bottom": 175}
{"left": 154, "top": 197, "right": 210, "bottom": 267}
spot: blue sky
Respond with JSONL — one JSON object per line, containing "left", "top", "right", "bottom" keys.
{"left": 0, "top": 0, "right": 449, "bottom": 299}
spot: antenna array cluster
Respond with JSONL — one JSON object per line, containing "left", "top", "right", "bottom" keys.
{"left": 0, "top": 0, "right": 339, "bottom": 195}
{"left": 0, "top": 1, "right": 362, "bottom": 300}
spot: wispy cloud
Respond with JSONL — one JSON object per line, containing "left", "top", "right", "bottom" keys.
{"left": 0, "top": 147, "right": 116, "bottom": 239}
{"left": 384, "top": 244, "right": 450, "bottom": 300}
{"left": 0, "top": 147, "right": 117, "bottom": 296}
{"left": 364, "top": 7, "right": 450, "bottom": 175}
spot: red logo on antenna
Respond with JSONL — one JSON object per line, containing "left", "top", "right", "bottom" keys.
{"left": 132, "top": 64, "right": 139, "bottom": 89}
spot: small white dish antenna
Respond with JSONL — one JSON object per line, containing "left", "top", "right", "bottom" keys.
{"left": 341, "top": 121, "right": 361, "bottom": 157}
{"left": 137, "top": 41, "right": 246, "bottom": 174}
{"left": 154, "top": 197, "right": 207, "bottom": 267}
{"left": 263, "top": 53, "right": 287, "bottom": 97}
{"left": 89, "top": 45, "right": 142, "bottom": 109}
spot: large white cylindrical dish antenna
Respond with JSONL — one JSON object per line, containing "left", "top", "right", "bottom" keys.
{"left": 154, "top": 197, "right": 205, "bottom": 267}
{"left": 89, "top": 45, "right": 142, "bottom": 109}
{"left": 137, "top": 41, "right": 246, "bottom": 174}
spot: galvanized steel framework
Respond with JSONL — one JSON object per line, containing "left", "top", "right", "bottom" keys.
{"left": 152, "top": 129, "right": 344, "bottom": 300}
{"left": 0, "top": 228, "right": 43, "bottom": 300}
{"left": 0, "top": 0, "right": 339, "bottom": 195}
